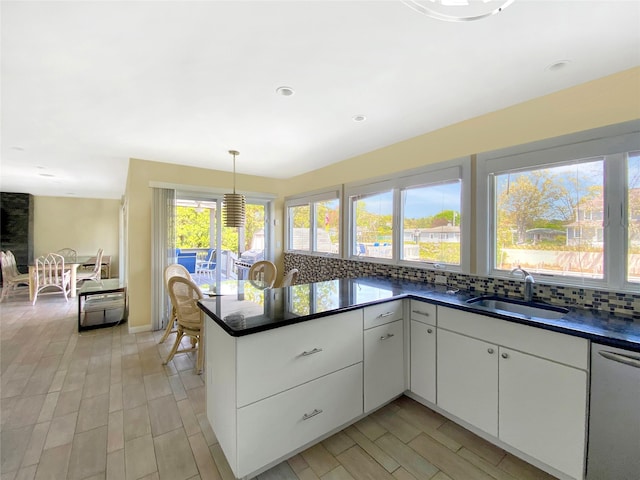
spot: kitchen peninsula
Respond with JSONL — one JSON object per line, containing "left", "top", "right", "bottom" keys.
{"left": 198, "top": 277, "right": 640, "bottom": 480}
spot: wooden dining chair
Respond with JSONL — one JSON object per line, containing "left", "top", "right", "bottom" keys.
{"left": 159, "top": 263, "right": 192, "bottom": 344}
{"left": 0, "top": 251, "right": 30, "bottom": 302}
{"left": 32, "top": 253, "right": 71, "bottom": 305}
{"left": 248, "top": 260, "right": 277, "bottom": 288}
{"left": 279, "top": 268, "right": 299, "bottom": 287}
{"left": 76, "top": 248, "right": 103, "bottom": 285}
{"left": 163, "top": 276, "right": 204, "bottom": 374}
{"left": 56, "top": 248, "right": 77, "bottom": 262}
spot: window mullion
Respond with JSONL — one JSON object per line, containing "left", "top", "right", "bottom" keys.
{"left": 605, "top": 154, "right": 625, "bottom": 290}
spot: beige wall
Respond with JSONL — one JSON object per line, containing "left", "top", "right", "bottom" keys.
{"left": 124, "top": 159, "right": 286, "bottom": 329}
{"left": 34, "top": 196, "right": 121, "bottom": 276}
{"left": 124, "top": 67, "right": 640, "bottom": 332}
{"left": 283, "top": 67, "right": 640, "bottom": 196}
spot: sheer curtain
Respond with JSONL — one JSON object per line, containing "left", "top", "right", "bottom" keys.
{"left": 151, "top": 188, "right": 176, "bottom": 332}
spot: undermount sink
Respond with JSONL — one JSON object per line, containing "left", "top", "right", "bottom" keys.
{"left": 466, "top": 296, "right": 569, "bottom": 320}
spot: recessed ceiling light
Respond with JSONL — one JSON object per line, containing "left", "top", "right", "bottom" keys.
{"left": 38, "top": 173, "right": 55, "bottom": 177}
{"left": 546, "top": 60, "right": 571, "bottom": 72}
{"left": 10, "top": 146, "right": 25, "bottom": 151}
{"left": 352, "top": 115, "right": 367, "bottom": 122}
{"left": 276, "top": 86, "right": 295, "bottom": 97}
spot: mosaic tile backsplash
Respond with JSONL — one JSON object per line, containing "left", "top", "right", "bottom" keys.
{"left": 284, "top": 253, "right": 640, "bottom": 320}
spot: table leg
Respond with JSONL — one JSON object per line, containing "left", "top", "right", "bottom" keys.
{"left": 28, "top": 266, "right": 35, "bottom": 302}
{"left": 69, "top": 265, "right": 79, "bottom": 298}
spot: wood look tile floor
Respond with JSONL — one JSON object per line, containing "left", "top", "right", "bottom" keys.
{"left": 0, "top": 294, "right": 558, "bottom": 480}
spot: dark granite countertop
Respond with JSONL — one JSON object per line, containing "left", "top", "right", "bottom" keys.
{"left": 197, "top": 276, "right": 640, "bottom": 352}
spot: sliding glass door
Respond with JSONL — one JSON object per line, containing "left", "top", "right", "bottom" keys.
{"left": 175, "top": 192, "right": 272, "bottom": 289}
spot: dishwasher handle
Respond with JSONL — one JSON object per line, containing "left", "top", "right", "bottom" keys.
{"left": 598, "top": 350, "right": 640, "bottom": 368}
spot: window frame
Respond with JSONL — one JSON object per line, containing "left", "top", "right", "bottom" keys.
{"left": 284, "top": 187, "right": 342, "bottom": 257}
{"left": 344, "top": 158, "right": 471, "bottom": 273}
{"left": 476, "top": 121, "right": 640, "bottom": 292}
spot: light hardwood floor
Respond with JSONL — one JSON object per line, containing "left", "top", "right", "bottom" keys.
{"left": 0, "top": 293, "right": 558, "bottom": 480}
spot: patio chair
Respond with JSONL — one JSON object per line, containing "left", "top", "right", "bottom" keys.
{"left": 196, "top": 248, "right": 216, "bottom": 278}
{"left": 0, "top": 251, "right": 30, "bottom": 302}
{"left": 163, "top": 276, "right": 204, "bottom": 374}
{"left": 32, "top": 253, "right": 71, "bottom": 305}
{"left": 158, "top": 263, "right": 192, "bottom": 344}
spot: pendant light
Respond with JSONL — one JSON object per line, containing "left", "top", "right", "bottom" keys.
{"left": 223, "top": 150, "right": 246, "bottom": 227}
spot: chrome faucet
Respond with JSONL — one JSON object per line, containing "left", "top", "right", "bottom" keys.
{"left": 510, "top": 266, "right": 535, "bottom": 302}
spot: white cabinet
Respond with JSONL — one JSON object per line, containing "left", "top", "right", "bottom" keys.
{"left": 205, "top": 310, "right": 364, "bottom": 479}
{"left": 410, "top": 300, "right": 438, "bottom": 404}
{"left": 364, "top": 319, "right": 404, "bottom": 412}
{"left": 436, "top": 306, "right": 589, "bottom": 480}
{"left": 499, "top": 348, "right": 587, "bottom": 480}
{"left": 437, "top": 329, "right": 498, "bottom": 436}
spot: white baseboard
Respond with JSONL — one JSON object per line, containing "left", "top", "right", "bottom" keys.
{"left": 128, "top": 324, "right": 152, "bottom": 334}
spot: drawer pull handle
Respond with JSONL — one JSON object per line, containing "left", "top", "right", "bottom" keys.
{"left": 412, "top": 310, "right": 430, "bottom": 317}
{"left": 501, "top": 352, "right": 509, "bottom": 359}
{"left": 301, "top": 348, "right": 323, "bottom": 357}
{"left": 427, "top": 328, "right": 433, "bottom": 334}
{"left": 487, "top": 348, "right": 494, "bottom": 354}
{"left": 377, "top": 311, "right": 394, "bottom": 318}
{"left": 380, "top": 333, "right": 395, "bottom": 341}
{"left": 302, "top": 409, "right": 323, "bottom": 420}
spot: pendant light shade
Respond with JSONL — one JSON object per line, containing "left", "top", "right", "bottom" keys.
{"left": 223, "top": 150, "right": 246, "bottom": 227}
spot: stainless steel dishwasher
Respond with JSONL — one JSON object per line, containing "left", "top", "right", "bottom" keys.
{"left": 586, "top": 343, "right": 640, "bottom": 480}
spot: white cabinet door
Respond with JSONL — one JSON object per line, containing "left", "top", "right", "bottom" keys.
{"left": 437, "top": 329, "right": 498, "bottom": 436}
{"left": 364, "top": 319, "right": 405, "bottom": 412}
{"left": 499, "top": 347, "right": 587, "bottom": 480}
{"left": 410, "top": 320, "right": 436, "bottom": 404}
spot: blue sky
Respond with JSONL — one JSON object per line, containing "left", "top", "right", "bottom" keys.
{"left": 359, "top": 182, "right": 461, "bottom": 219}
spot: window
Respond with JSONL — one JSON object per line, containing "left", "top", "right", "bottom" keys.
{"left": 345, "top": 160, "right": 470, "bottom": 271}
{"left": 285, "top": 189, "right": 340, "bottom": 255}
{"left": 401, "top": 180, "right": 462, "bottom": 266}
{"left": 352, "top": 190, "right": 393, "bottom": 259}
{"left": 478, "top": 122, "right": 640, "bottom": 290}
{"left": 494, "top": 160, "right": 604, "bottom": 279}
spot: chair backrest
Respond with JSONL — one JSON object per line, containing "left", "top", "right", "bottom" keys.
{"left": 2, "top": 250, "right": 21, "bottom": 278}
{"left": 0, "top": 251, "right": 12, "bottom": 280}
{"left": 205, "top": 248, "right": 216, "bottom": 262}
{"left": 248, "top": 260, "right": 277, "bottom": 288}
{"left": 56, "top": 248, "right": 77, "bottom": 262}
{"left": 167, "top": 276, "right": 203, "bottom": 331}
{"left": 164, "top": 263, "right": 191, "bottom": 288}
{"left": 35, "top": 253, "right": 67, "bottom": 287}
{"left": 91, "top": 248, "right": 104, "bottom": 276}
{"left": 4, "top": 250, "right": 23, "bottom": 277}
{"left": 280, "top": 268, "right": 299, "bottom": 288}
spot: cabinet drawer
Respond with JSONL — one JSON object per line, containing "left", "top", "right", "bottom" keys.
{"left": 364, "top": 300, "right": 403, "bottom": 329}
{"left": 438, "top": 306, "right": 588, "bottom": 370}
{"left": 237, "top": 310, "right": 363, "bottom": 406}
{"left": 410, "top": 300, "right": 436, "bottom": 325}
{"left": 237, "top": 363, "right": 363, "bottom": 478}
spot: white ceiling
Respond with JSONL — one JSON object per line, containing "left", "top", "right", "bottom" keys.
{"left": 1, "top": 1, "right": 639, "bottom": 199}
